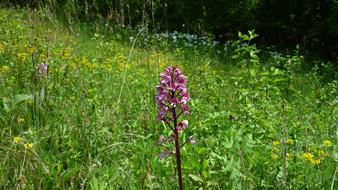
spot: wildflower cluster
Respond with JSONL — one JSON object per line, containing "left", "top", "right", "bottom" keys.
{"left": 133, "top": 30, "right": 218, "bottom": 49}
{"left": 156, "top": 66, "right": 190, "bottom": 122}
{"left": 17, "top": 52, "right": 28, "bottom": 63}
{"left": 142, "top": 51, "right": 168, "bottom": 68}
{"left": 13, "top": 137, "right": 34, "bottom": 150}
{"left": 323, "top": 140, "right": 332, "bottom": 147}
{"left": 303, "top": 152, "right": 322, "bottom": 165}
{"left": 156, "top": 65, "right": 194, "bottom": 190}
{"left": 271, "top": 138, "right": 295, "bottom": 160}
{"left": 302, "top": 140, "right": 332, "bottom": 165}
{"left": 156, "top": 65, "right": 195, "bottom": 154}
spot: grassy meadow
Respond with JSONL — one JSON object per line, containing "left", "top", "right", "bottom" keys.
{"left": 0, "top": 8, "right": 337, "bottom": 189}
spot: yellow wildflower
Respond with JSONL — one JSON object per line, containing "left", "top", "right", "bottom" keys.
{"left": 24, "top": 143, "right": 33, "bottom": 150}
{"left": 17, "top": 117, "right": 25, "bottom": 124}
{"left": 17, "top": 52, "right": 28, "bottom": 63}
{"left": 272, "top": 140, "right": 280, "bottom": 146}
{"left": 118, "top": 63, "right": 130, "bottom": 70}
{"left": 303, "top": 152, "right": 314, "bottom": 161}
{"left": 286, "top": 138, "right": 294, "bottom": 145}
{"left": 39, "top": 53, "right": 47, "bottom": 61}
{"left": 81, "top": 57, "right": 90, "bottom": 67}
{"left": 116, "top": 55, "right": 127, "bottom": 63}
{"left": 62, "top": 48, "right": 71, "bottom": 58}
{"left": 28, "top": 47, "right": 35, "bottom": 55}
{"left": 303, "top": 152, "right": 321, "bottom": 165}
{"left": 323, "top": 140, "right": 332, "bottom": 147}
{"left": 310, "top": 159, "right": 321, "bottom": 165}
{"left": 14, "top": 137, "right": 23, "bottom": 144}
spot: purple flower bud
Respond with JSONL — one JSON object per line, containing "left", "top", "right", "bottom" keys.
{"left": 37, "top": 63, "right": 48, "bottom": 75}
{"left": 176, "top": 120, "right": 189, "bottom": 131}
{"left": 157, "top": 135, "right": 167, "bottom": 145}
{"left": 181, "top": 120, "right": 188, "bottom": 127}
{"left": 169, "top": 133, "right": 176, "bottom": 142}
{"left": 159, "top": 135, "right": 167, "bottom": 141}
{"left": 188, "top": 136, "right": 197, "bottom": 144}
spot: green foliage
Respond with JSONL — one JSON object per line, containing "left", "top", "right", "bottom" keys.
{"left": 0, "top": 8, "right": 337, "bottom": 189}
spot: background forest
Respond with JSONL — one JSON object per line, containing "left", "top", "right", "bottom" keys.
{"left": 4, "top": 0, "right": 338, "bottom": 60}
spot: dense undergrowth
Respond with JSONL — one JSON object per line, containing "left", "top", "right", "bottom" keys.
{"left": 0, "top": 8, "right": 337, "bottom": 189}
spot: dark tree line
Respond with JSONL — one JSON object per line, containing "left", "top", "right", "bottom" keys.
{"left": 2, "top": 0, "right": 337, "bottom": 59}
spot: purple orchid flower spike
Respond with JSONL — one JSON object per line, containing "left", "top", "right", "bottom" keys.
{"left": 155, "top": 65, "right": 193, "bottom": 190}
{"left": 156, "top": 65, "right": 190, "bottom": 123}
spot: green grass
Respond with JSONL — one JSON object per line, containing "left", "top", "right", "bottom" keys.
{"left": 0, "top": 8, "right": 337, "bottom": 189}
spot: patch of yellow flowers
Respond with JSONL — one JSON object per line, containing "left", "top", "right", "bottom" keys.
{"left": 303, "top": 152, "right": 322, "bottom": 165}
{"left": 17, "top": 52, "right": 28, "bottom": 63}
{"left": 28, "top": 47, "right": 35, "bottom": 55}
{"left": 271, "top": 139, "right": 332, "bottom": 165}
{"left": 13, "top": 137, "right": 34, "bottom": 150}
{"left": 271, "top": 139, "right": 294, "bottom": 160}
{"left": 75, "top": 56, "right": 109, "bottom": 71}
{"left": 116, "top": 55, "right": 131, "bottom": 70}
{"left": 62, "top": 48, "right": 72, "bottom": 58}
{"left": 116, "top": 54, "right": 127, "bottom": 63}
{"left": 323, "top": 140, "right": 332, "bottom": 147}
{"left": 302, "top": 140, "right": 332, "bottom": 165}
{"left": 143, "top": 51, "right": 169, "bottom": 68}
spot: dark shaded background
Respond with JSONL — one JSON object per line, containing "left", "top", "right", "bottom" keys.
{"left": 2, "top": 0, "right": 337, "bottom": 60}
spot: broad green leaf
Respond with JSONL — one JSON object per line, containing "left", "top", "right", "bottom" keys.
{"left": 13, "top": 94, "right": 33, "bottom": 104}
{"left": 207, "top": 180, "right": 219, "bottom": 187}
{"left": 190, "top": 157, "right": 200, "bottom": 169}
{"left": 197, "top": 147, "right": 206, "bottom": 155}
{"left": 189, "top": 174, "right": 203, "bottom": 183}
{"left": 222, "top": 137, "right": 233, "bottom": 149}
{"left": 273, "top": 69, "right": 284, "bottom": 75}
{"left": 242, "top": 34, "right": 250, "bottom": 41}
{"left": 202, "top": 159, "right": 208, "bottom": 170}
